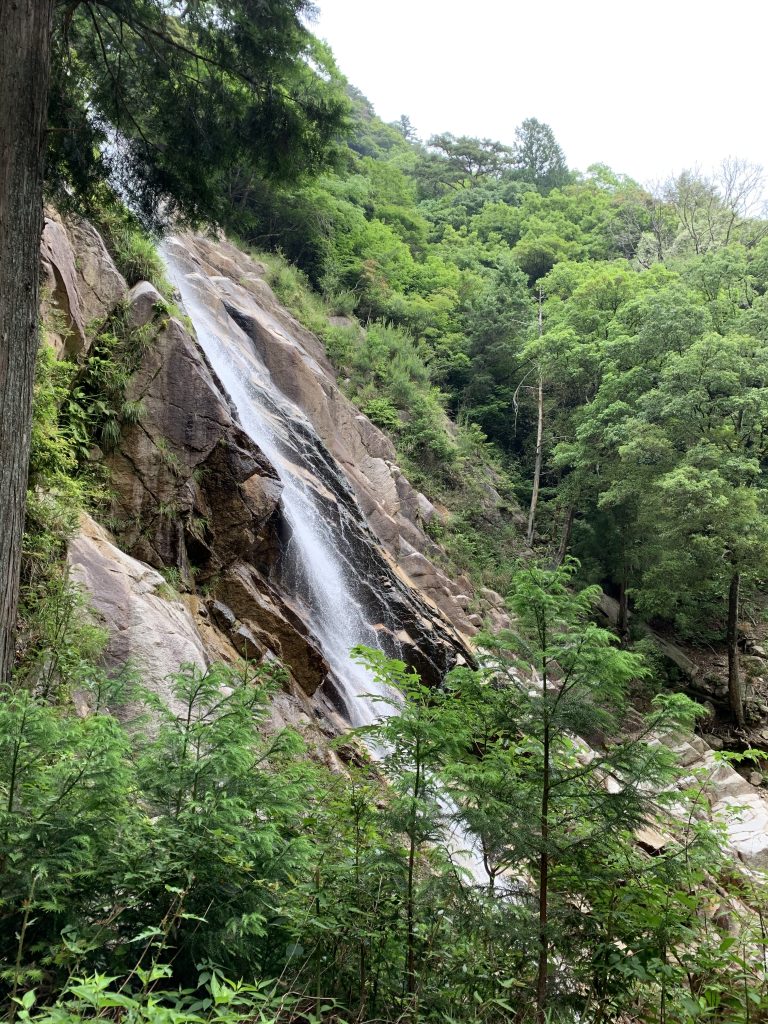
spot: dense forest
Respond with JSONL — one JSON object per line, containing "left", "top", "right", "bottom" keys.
{"left": 2, "top": 1, "right": 768, "bottom": 1022}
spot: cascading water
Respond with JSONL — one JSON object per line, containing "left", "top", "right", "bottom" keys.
{"left": 162, "top": 239, "right": 396, "bottom": 729}
{"left": 162, "top": 237, "right": 488, "bottom": 881}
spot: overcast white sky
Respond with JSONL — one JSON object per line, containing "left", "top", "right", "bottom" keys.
{"left": 311, "top": 0, "right": 768, "bottom": 188}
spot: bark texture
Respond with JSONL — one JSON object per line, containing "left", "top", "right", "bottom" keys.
{"left": 0, "top": 0, "right": 55, "bottom": 681}
{"left": 526, "top": 371, "right": 543, "bottom": 547}
{"left": 553, "top": 505, "right": 574, "bottom": 567}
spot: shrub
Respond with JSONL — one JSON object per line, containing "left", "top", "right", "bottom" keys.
{"left": 361, "top": 396, "right": 401, "bottom": 431}
{"left": 63, "top": 302, "right": 158, "bottom": 457}
{"left": 94, "top": 204, "right": 171, "bottom": 295}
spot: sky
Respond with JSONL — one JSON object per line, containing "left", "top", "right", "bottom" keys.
{"left": 310, "top": 0, "right": 768, "bottom": 189}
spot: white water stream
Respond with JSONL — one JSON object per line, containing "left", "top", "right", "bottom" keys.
{"left": 162, "top": 240, "right": 395, "bottom": 728}
{"left": 162, "top": 239, "right": 488, "bottom": 882}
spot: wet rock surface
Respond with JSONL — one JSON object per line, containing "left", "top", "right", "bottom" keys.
{"left": 161, "top": 235, "right": 475, "bottom": 693}
{"left": 108, "top": 310, "right": 281, "bottom": 578}
{"left": 69, "top": 234, "right": 468, "bottom": 705}
{"left": 101, "top": 299, "right": 331, "bottom": 695}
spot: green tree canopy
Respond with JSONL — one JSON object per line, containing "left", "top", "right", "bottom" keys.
{"left": 48, "top": 0, "right": 349, "bottom": 226}
{"left": 511, "top": 117, "right": 570, "bottom": 193}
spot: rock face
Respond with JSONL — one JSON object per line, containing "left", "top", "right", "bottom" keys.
{"left": 659, "top": 731, "right": 768, "bottom": 870}
{"left": 67, "top": 514, "right": 330, "bottom": 747}
{"left": 169, "top": 233, "right": 505, "bottom": 637}
{"left": 68, "top": 514, "right": 208, "bottom": 717}
{"left": 108, "top": 295, "right": 282, "bottom": 579}
{"left": 105, "top": 289, "right": 332, "bottom": 695}
{"left": 64, "top": 215, "right": 127, "bottom": 329}
{"left": 40, "top": 212, "right": 86, "bottom": 356}
{"left": 35, "top": 214, "right": 478, "bottom": 719}
{"left": 97, "top": 247, "right": 469, "bottom": 706}
{"left": 40, "top": 209, "right": 126, "bottom": 357}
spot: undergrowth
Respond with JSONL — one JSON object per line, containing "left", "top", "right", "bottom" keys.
{"left": 16, "top": 263, "right": 169, "bottom": 685}
{"left": 63, "top": 300, "right": 167, "bottom": 456}
{"left": 18, "top": 334, "right": 104, "bottom": 688}
{"left": 93, "top": 201, "right": 172, "bottom": 297}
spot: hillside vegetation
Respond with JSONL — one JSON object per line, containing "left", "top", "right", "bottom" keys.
{"left": 240, "top": 93, "right": 768, "bottom": 723}
{"left": 2, "top": 1, "right": 768, "bottom": 1021}
{"left": 30, "top": 1, "right": 768, "bottom": 696}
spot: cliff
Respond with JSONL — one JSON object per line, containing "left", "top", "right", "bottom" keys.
{"left": 42, "top": 211, "right": 498, "bottom": 738}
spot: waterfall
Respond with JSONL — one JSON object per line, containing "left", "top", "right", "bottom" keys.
{"left": 162, "top": 238, "right": 488, "bottom": 882}
{"left": 162, "top": 239, "right": 400, "bottom": 729}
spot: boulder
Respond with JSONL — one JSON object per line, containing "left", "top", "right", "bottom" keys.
{"left": 231, "top": 623, "right": 263, "bottom": 661}
{"left": 209, "top": 600, "right": 237, "bottom": 631}
{"left": 68, "top": 514, "right": 207, "bottom": 716}
{"left": 487, "top": 607, "right": 512, "bottom": 632}
{"left": 221, "top": 562, "right": 329, "bottom": 695}
{"left": 658, "top": 731, "right": 768, "bottom": 870}
{"left": 39, "top": 211, "right": 127, "bottom": 357}
{"left": 396, "top": 550, "right": 477, "bottom": 636}
{"left": 126, "top": 280, "right": 164, "bottom": 329}
{"left": 480, "top": 587, "right": 505, "bottom": 608}
{"left": 415, "top": 492, "right": 437, "bottom": 525}
{"left": 702, "top": 732, "right": 724, "bottom": 751}
{"left": 65, "top": 215, "right": 127, "bottom": 327}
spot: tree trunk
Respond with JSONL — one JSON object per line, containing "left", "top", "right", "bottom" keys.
{"left": 0, "top": 0, "right": 55, "bottom": 683}
{"left": 728, "top": 571, "right": 744, "bottom": 729}
{"left": 618, "top": 578, "right": 629, "bottom": 643}
{"left": 405, "top": 736, "right": 421, "bottom": 1004}
{"left": 535, "top": 671, "right": 550, "bottom": 1023}
{"left": 526, "top": 290, "right": 544, "bottom": 548}
{"left": 406, "top": 826, "right": 416, "bottom": 999}
{"left": 552, "top": 505, "right": 573, "bottom": 567}
{"left": 526, "top": 373, "right": 544, "bottom": 547}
